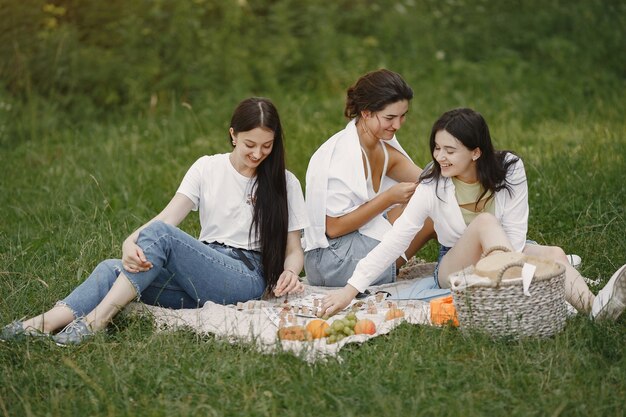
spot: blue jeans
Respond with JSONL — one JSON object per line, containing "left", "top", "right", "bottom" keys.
{"left": 433, "top": 245, "right": 452, "bottom": 288}
{"left": 57, "top": 221, "right": 266, "bottom": 317}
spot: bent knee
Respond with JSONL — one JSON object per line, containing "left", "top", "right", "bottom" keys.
{"left": 472, "top": 212, "right": 499, "bottom": 227}
{"left": 546, "top": 245, "right": 567, "bottom": 262}
{"left": 147, "top": 220, "right": 170, "bottom": 233}
{"left": 142, "top": 220, "right": 177, "bottom": 239}
{"left": 533, "top": 245, "right": 567, "bottom": 262}
{"left": 95, "top": 259, "right": 123, "bottom": 276}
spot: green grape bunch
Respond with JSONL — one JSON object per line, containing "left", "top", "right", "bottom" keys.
{"left": 324, "top": 312, "right": 359, "bottom": 344}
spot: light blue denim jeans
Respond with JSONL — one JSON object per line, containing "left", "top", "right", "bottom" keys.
{"left": 304, "top": 230, "right": 396, "bottom": 287}
{"left": 57, "top": 221, "right": 266, "bottom": 317}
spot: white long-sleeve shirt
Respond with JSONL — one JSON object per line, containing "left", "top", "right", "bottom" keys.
{"left": 347, "top": 155, "right": 528, "bottom": 292}
{"left": 303, "top": 119, "right": 411, "bottom": 251}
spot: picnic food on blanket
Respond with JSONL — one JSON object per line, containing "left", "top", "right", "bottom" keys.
{"left": 367, "top": 300, "right": 378, "bottom": 314}
{"left": 429, "top": 295, "right": 459, "bottom": 327}
{"left": 354, "top": 318, "right": 376, "bottom": 335}
{"left": 385, "top": 307, "right": 405, "bottom": 321}
{"left": 306, "top": 319, "right": 330, "bottom": 339}
{"left": 277, "top": 325, "right": 312, "bottom": 341}
{"left": 325, "top": 312, "right": 359, "bottom": 344}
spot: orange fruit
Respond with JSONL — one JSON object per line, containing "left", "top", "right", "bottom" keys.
{"left": 306, "top": 319, "right": 330, "bottom": 339}
{"left": 354, "top": 319, "right": 376, "bottom": 335}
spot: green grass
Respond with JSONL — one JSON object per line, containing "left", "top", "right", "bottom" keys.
{"left": 1, "top": 95, "right": 625, "bottom": 417}
{"left": 1, "top": 0, "right": 626, "bottom": 415}
{"left": 1, "top": 317, "right": 624, "bottom": 416}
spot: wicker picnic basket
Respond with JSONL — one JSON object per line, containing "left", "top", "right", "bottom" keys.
{"left": 449, "top": 252, "right": 567, "bottom": 339}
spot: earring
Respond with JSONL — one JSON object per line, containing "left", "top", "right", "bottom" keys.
{"left": 232, "top": 140, "right": 236, "bottom": 146}
{"left": 472, "top": 156, "right": 478, "bottom": 161}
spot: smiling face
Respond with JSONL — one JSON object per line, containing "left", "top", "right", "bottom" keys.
{"left": 361, "top": 100, "right": 409, "bottom": 141}
{"left": 229, "top": 126, "right": 275, "bottom": 177}
{"left": 433, "top": 129, "right": 481, "bottom": 183}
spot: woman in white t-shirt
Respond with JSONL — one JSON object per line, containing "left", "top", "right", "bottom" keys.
{"left": 0, "top": 97, "right": 309, "bottom": 345}
{"left": 320, "top": 108, "right": 626, "bottom": 321}
{"left": 304, "top": 69, "right": 435, "bottom": 287}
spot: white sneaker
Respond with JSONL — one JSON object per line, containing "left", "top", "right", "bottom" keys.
{"left": 567, "top": 254, "right": 582, "bottom": 269}
{"left": 591, "top": 264, "right": 626, "bottom": 321}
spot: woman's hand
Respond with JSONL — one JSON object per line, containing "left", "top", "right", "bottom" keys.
{"left": 319, "top": 285, "right": 360, "bottom": 317}
{"left": 386, "top": 182, "right": 418, "bottom": 205}
{"left": 119, "top": 195, "right": 193, "bottom": 275}
{"left": 122, "top": 238, "right": 153, "bottom": 273}
{"left": 273, "top": 269, "right": 304, "bottom": 297}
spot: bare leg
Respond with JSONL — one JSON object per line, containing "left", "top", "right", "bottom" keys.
{"left": 437, "top": 213, "right": 513, "bottom": 288}
{"left": 21, "top": 305, "right": 75, "bottom": 334}
{"left": 523, "top": 244, "right": 594, "bottom": 313}
{"left": 388, "top": 206, "right": 437, "bottom": 269}
{"left": 84, "top": 273, "right": 138, "bottom": 332}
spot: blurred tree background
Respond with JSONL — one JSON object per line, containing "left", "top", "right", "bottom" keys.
{"left": 0, "top": 0, "right": 624, "bottom": 144}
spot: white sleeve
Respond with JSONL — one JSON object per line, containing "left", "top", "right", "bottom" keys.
{"left": 176, "top": 156, "right": 207, "bottom": 211}
{"left": 326, "top": 176, "right": 360, "bottom": 217}
{"left": 501, "top": 157, "right": 528, "bottom": 251}
{"left": 286, "top": 172, "right": 309, "bottom": 232}
{"left": 347, "top": 186, "right": 430, "bottom": 292}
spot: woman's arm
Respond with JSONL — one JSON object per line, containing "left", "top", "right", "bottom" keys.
{"left": 325, "top": 146, "right": 422, "bottom": 238}
{"left": 122, "top": 193, "right": 195, "bottom": 273}
{"left": 500, "top": 158, "right": 529, "bottom": 251}
{"left": 321, "top": 186, "right": 431, "bottom": 316}
{"left": 385, "top": 144, "right": 423, "bottom": 183}
{"left": 325, "top": 185, "right": 415, "bottom": 238}
{"left": 273, "top": 230, "right": 305, "bottom": 296}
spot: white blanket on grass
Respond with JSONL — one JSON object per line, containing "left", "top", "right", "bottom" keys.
{"left": 125, "top": 276, "right": 441, "bottom": 363}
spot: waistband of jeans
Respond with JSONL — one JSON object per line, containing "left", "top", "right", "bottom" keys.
{"left": 202, "top": 241, "right": 258, "bottom": 271}
{"left": 202, "top": 241, "right": 259, "bottom": 252}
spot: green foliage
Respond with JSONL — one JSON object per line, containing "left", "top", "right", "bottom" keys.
{"left": 0, "top": 0, "right": 624, "bottom": 131}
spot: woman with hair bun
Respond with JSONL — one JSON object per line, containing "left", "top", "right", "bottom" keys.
{"left": 303, "top": 69, "right": 435, "bottom": 288}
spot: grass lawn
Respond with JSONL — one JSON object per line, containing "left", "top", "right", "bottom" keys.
{"left": 1, "top": 94, "right": 625, "bottom": 416}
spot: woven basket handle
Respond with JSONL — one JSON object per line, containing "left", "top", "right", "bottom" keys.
{"left": 491, "top": 261, "right": 527, "bottom": 286}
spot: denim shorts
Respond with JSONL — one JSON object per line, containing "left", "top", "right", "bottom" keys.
{"left": 304, "top": 230, "right": 396, "bottom": 287}
{"left": 433, "top": 245, "right": 451, "bottom": 288}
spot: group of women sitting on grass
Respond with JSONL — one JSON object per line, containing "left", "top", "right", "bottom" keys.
{"left": 2, "top": 69, "right": 625, "bottom": 346}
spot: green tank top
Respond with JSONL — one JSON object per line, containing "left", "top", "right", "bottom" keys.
{"left": 452, "top": 177, "right": 495, "bottom": 225}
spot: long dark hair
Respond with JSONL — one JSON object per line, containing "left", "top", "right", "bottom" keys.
{"left": 229, "top": 97, "right": 288, "bottom": 292}
{"left": 344, "top": 69, "right": 413, "bottom": 119}
{"left": 421, "top": 108, "right": 520, "bottom": 206}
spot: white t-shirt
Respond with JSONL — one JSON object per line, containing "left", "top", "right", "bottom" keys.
{"left": 348, "top": 155, "right": 528, "bottom": 292}
{"left": 176, "top": 153, "right": 309, "bottom": 251}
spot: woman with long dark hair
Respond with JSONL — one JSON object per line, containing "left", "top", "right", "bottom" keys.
{"left": 321, "top": 108, "right": 625, "bottom": 321}
{"left": 1, "top": 97, "right": 309, "bottom": 345}
{"left": 304, "top": 69, "right": 435, "bottom": 287}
